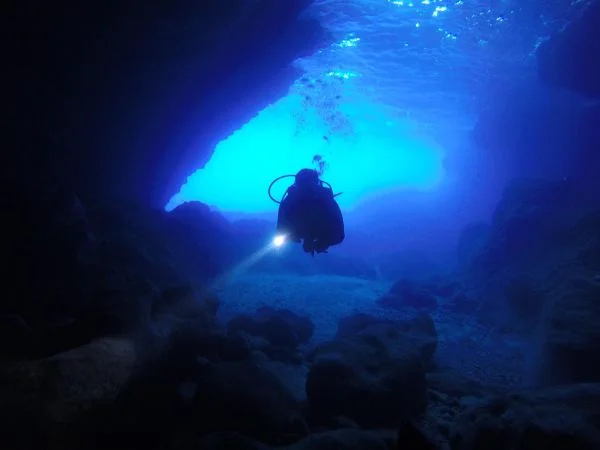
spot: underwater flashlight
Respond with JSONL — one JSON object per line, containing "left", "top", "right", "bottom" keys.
{"left": 273, "top": 235, "right": 286, "bottom": 247}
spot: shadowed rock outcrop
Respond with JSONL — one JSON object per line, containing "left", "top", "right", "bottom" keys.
{"left": 7, "top": 0, "right": 328, "bottom": 207}
{"left": 537, "top": 0, "right": 600, "bottom": 98}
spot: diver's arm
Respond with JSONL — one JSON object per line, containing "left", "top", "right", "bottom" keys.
{"left": 277, "top": 196, "right": 302, "bottom": 242}
{"left": 315, "top": 195, "right": 344, "bottom": 248}
{"left": 326, "top": 199, "right": 345, "bottom": 245}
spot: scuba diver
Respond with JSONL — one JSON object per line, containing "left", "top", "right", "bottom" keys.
{"left": 269, "top": 168, "right": 345, "bottom": 256}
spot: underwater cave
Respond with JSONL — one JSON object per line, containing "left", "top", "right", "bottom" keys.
{"left": 5, "top": 0, "right": 600, "bottom": 448}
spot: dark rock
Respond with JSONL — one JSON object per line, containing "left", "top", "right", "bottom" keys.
{"left": 503, "top": 274, "right": 545, "bottom": 328}
{"left": 378, "top": 279, "right": 438, "bottom": 310}
{"left": 7, "top": 1, "right": 327, "bottom": 207}
{"left": 478, "top": 179, "right": 596, "bottom": 275}
{"left": 192, "top": 360, "right": 306, "bottom": 444}
{"left": 397, "top": 419, "right": 437, "bottom": 450}
{"left": 262, "top": 346, "right": 304, "bottom": 365}
{"left": 5, "top": 184, "right": 96, "bottom": 322}
{"left": 457, "top": 222, "right": 489, "bottom": 267}
{"left": 287, "top": 429, "right": 388, "bottom": 450}
{"left": 228, "top": 307, "right": 315, "bottom": 350}
{"left": 450, "top": 383, "right": 600, "bottom": 450}
{"left": 307, "top": 315, "right": 437, "bottom": 427}
{"left": 189, "top": 429, "right": 388, "bottom": 450}
{"left": 537, "top": 0, "right": 600, "bottom": 98}
{"left": 471, "top": 84, "right": 600, "bottom": 200}
{"left": 0, "top": 314, "right": 35, "bottom": 358}
{"left": 259, "top": 360, "right": 308, "bottom": 403}
{"left": 446, "top": 293, "right": 480, "bottom": 315}
{"left": 189, "top": 432, "right": 270, "bottom": 450}
{"left": 532, "top": 277, "right": 600, "bottom": 386}
{"left": 0, "top": 337, "right": 137, "bottom": 443}
{"left": 152, "top": 285, "right": 220, "bottom": 320}
{"left": 3, "top": 181, "right": 232, "bottom": 359}
{"left": 335, "top": 313, "right": 391, "bottom": 340}
{"left": 334, "top": 313, "right": 438, "bottom": 363}
{"left": 427, "top": 370, "right": 504, "bottom": 400}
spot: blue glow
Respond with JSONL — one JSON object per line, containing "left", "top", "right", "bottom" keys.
{"left": 165, "top": 0, "right": 575, "bottom": 215}
{"left": 167, "top": 89, "right": 445, "bottom": 214}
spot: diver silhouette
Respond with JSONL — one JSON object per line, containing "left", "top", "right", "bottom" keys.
{"left": 269, "top": 169, "right": 345, "bottom": 256}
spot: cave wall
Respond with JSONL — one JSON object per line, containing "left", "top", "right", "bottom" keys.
{"left": 7, "top": 0, "right": 328, "bottom": 208}
{"left": 469, "top": 0, "right": 599, "bottom": 199}
{"left": 537, "top": 0, "right": 600, "bottom": 99}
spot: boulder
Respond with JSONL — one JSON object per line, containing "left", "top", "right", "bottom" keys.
{"left": 189, "top": 429, "right": 388, "bottom": 450}
{"left": 532, "top": 277, "right": 600, "bottom": 386}
{"left": 286, "top": 429, "right": 388, "bottom": 450}
{"left": 2, "top": 181, "right": 231, "bottom": 360}
{"left": 450, "top": 383, "right": 600, "bottom": 450}
{"left": 306, "top": 314, "right": 437, "bottom": 426}
{"left": 377, "top": 279, "right": 438, "bottom": 311}
{"left": 191, "top": 360, "right": 306, "bottom": 444}
{"left": 228, "top": 307, "right": 315, "bottom": 350}
{"left": 0, "top": 337, "right": 137, "bottom": 446}
{"left": 503, "top": 274, "right": 545, "bottom": 330}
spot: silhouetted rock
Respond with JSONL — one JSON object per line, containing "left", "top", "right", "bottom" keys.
{"left": 462, "top": 180, "right": 599, "bottom": 315}
{"left": 0, "top": 337, "right": 137, "bottom": 445}
{"left": 228, "top": 307, "right": 315, "bottom": 351}
{"left": 287, "top": 429, "right": 388, "bottom": 450}
{"left": 182, "top": 432, "right": 270, "bottom": 450}
{"left": 446, "top": 293, "right": 480, "bottom": 315}
{"left": 457, "top": 222, "right": 489, "bottom": 267}
{"left": 450, "top": 383, "right": 600, "bottom": 450}
{"left": 335, "top": 313, "right": 392, "bottom": 340}
{"left": 189, "top": 429, "right": 388, "bottom": 450}
{"left": 191, "top": 360, "right": 307, "bottom": 444}
{"left": 152, "top": 284, "right": 220, "bottom": 320}
{"left": 427, "top": 370, "right": 503, "bottom": 400}
{"left": 480, "top": 179, "right": 594, "bottom": 274}
{"left": 533, "top": 277, "right": 600, "bottom": 386}
{"left": 537, "top": 0, "right": 600, "bottom": 98}
{"left": 7, "top": 1, "right": 327, "bottom": 207}
{"left": 396, "top": 419, "right": 437, "bottom": 450}
{"left": 306, "top": 314, "right": 437, "bottom": 427}
{"left": 3, "top": 181, "right": 231, "bottom": 360}
{"left": 503, "top": 274, "right": 545, "bottom": 330}
{"left": 378, "top": 279, "right": 438, "bottom": 311}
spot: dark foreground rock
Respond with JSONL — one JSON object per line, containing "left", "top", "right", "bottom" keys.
{"left": 189, "top": 360, "right": 306, "bottom": 444}
{"left": 228, "top": 307, "right": 315, "bottom": 349}
{"left": 450, "top": 383, "right": 600, "bottom": 450}
{"left": 532, "top": 276, "right": 600, "bottom": 386}
{"left": 3, "top": 180, "right": 232, "bottom": 361}
{"left": 0, "top": 337, "right": 137, "bottom": 435}
{"left": 227, "top": 307, "right": 315, "bottom": 364}
{"left": 188, "top": 429, "right": 388, "bottom": 450}
{"left": 537, "top": 0, "right": 600, "bottom": 98}
{"left": 8, "top": 0, "right": 327, "bottom": 207}
{"left": 307, "top": 314, "right": 437, "bottom": 427}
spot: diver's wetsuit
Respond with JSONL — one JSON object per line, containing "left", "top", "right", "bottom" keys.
{"left": 276, "top": 176, "right": 345, "bottom": 255}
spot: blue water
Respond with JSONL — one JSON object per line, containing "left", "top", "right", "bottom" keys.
{"left": 167, "top": 0, "right": 582, "bottom": 214}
